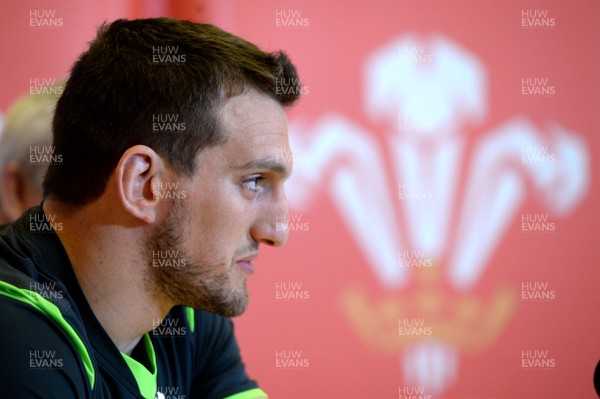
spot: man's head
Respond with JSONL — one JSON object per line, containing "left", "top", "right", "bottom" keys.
{"left": 0, "top": 91, "right": 57, "bottom": 223}
{"left": 44, "top": 18, "right": 301, "bottom": 316}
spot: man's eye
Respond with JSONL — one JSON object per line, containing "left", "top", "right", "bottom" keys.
{"left": 242, "top": 176, "right": 263, "bottom": 192}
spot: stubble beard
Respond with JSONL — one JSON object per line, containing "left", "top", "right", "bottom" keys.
{"left": 145, "top": 201, "right": 249, "bottom": 317}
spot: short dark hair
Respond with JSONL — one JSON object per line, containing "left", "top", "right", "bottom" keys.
{"left": 43, "top": 18, "right": 301, "bottom": 207}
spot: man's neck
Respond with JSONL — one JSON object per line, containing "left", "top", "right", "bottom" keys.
{"left": 43, "top": 198, "right": 171, "bottom": 354}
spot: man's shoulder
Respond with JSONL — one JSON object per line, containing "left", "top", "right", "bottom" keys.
{"left": 0, "top": 207, "right": 43, "bottom": 274}
{"left": 0, "top": 295, "right": 90, "bottom": 397}
{"left": 0, "top": 207, "right": 73, "bottom": 313}
{"left": 0, "top": 210, "right": 93, "bottom": 396}
{"left": 0, "top": 294, "right": 81, "bottom": 348}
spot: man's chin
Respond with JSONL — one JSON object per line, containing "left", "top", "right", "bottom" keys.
{"left": 193, "top": 291, "right": 249, "bottom": 318}
{"left": 224, "top": 294, "right": 249, "bottom": 317}
{"left": 209, "top": 303, "right": 248, "bottom": 318}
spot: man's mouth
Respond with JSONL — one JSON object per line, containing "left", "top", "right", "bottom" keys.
{"left": 235, "top": 253, "right": 258, "bottom": 275}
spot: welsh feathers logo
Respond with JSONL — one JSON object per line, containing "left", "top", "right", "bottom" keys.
{"left": 286, "top": 35, "right": 588, "bottom": 394}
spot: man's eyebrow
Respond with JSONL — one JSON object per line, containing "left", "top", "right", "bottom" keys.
{"left": 233, "top": 158, "right": 292, "bottom": 179}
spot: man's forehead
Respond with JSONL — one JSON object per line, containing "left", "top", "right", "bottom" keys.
{"left": 220, "top": 90, "right": 286, "bottom": 126}
{"left": 217, "top": 91, "right": 289, "bottom": 146}
{"left": 209, "top": 90, "right": 292, "bottom": 177}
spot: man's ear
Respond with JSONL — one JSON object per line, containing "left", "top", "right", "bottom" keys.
{"left": 0, "top": 161, "right": 29, "bottom": 222}
{"left": 115, "top": 145, "right": 164, "bottom": 224}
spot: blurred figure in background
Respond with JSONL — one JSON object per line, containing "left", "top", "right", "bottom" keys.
{"left": 0, "top": 90, "right": 58, "bottom": 223}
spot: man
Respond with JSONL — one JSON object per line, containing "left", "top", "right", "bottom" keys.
{"left": 0, "top": 18, "right": 301, "bottom": 398}
{"left": 0, "top": 90, "right": 58, "bottom": 223}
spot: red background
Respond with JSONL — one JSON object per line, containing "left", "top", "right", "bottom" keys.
{"left": 1, "top": 1, "right": 598, "bottom": 398}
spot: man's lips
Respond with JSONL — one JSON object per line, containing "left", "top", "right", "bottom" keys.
{"left": 235, "top": 253, "right": 258, "bottom": 275}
